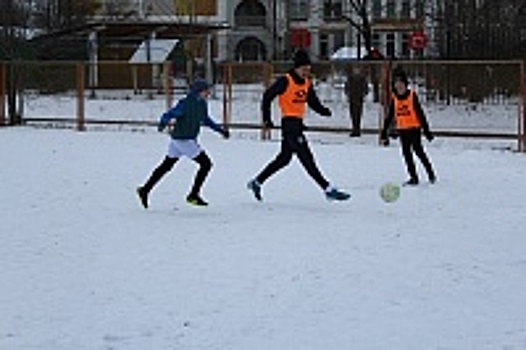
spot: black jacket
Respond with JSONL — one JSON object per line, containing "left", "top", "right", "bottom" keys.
{"left": 381, "top": 89, "right": 431, "bottom": 139}
{"left": 261, "top": 69, "right": 329, "bottom": 126}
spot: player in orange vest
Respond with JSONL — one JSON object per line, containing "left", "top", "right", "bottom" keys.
{"left": 380, "top": 69, "right": 436, "bottom": 185}
{"left": 247, "top": 50, "right": 350, "bottom": 201}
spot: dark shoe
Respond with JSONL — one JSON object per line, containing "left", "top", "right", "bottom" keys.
{"left": 429, "top": 174, "right": 437, "bottom": 184}
{"left": 186, "top": 194, "right": 208, "bottom": 206}
{"left": 350, "top": 131, "right": 361, "bottom": 137}
{"left": 247, "top": 179, "right": 262, "bottom": 201}
{"left": 403, "top": 178, "right": 419, "bottom": 186}
{"left": 325, "top": 187, "right": 351, "bottom": 201}
{"left": 136, "top": 186, "right": 149, "bottom": 209}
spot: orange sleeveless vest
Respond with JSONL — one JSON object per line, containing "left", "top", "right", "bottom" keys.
{"left": 278, "top": 74, "right": 311, "bottom": 118}
{"left": 393, "top": 90, "right": 421, "bottom": 129}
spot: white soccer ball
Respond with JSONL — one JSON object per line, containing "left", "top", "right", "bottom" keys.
{"left": 379, "top": 182, "right": 401, "bottom": 203}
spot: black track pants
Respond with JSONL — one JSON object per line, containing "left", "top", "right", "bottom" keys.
{"left": 256, "top": 129, "right": 329, "bottom": 190}
{"left": 189, "top": 152, "right": 212, "bottom": 196}
{"left": 399, "top": 128, "right": 435, "bottom": 181}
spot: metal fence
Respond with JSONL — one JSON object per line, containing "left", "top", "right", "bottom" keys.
{"left": 1, "top": 59, "right": 525, "bottom": 151}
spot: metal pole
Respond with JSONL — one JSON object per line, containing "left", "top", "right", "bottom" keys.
{"left": 205, "top": 33, "right": 214, "bottom": 97}
{"left": 88, "top": 30, "right": 98, "bottom": 98}
{"left": 0, "top": 64, "right": 5, "bottom": 126}
{"left": 76, "top": 63, "right": 85, "bottom": 131}
{"left": 521, "top": 60, "right": 526, "bottom": 152}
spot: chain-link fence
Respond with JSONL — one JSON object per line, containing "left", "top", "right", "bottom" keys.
{"left": 1, "top": 59, "right": 525, "bottom": 151}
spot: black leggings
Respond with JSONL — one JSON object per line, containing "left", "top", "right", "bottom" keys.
{"left": 143, "top": 151, "right": 212, "bottom": 195}
{"left": 399, "top": 129, "right": 435, "bottom": 181}
{"left": 256, "top": 131, "right": 329, "bottom": 190}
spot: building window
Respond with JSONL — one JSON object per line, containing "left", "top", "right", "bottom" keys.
{"left": 401, "top": 0, "right": 411, "bottom": 18}
{"left": 323, "top": 0, "right": 343, "bottom": 19}
{"left": 372, "top": 0, "right": 382, "bottom": 18}
{"left": 236, "top": 36, "right": 267, "bottom": 61}
{"left": 401, "top": 33, "right": 410, "bottom": 57}
{"left": 319, "top": 33, "right": 329, "bottom": 59}
{"left": 289, "top": 0, "right": 309, "bottom": 20}
{"left": 386, "top": 0, "right": 396, "bottom": 18}
{"left": 416, "top": 1, "right": 424, "bottom": 18}
{"left": 234, "top": 0, "right": 267, "bottom": 27}
{"left": 386, "top": 33, "right": 395, "bottom": 57}
{"left": 372, "top": 33, "right": 381, "bottom": 50}
{"left": 333, "top": 30, "right": 345, "bottom": 52}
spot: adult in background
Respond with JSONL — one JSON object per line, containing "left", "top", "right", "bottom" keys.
{"left": 344, "top": 66, "right": 369, "bottom": 137}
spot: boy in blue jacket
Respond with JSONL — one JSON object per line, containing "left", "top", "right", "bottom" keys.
{"left": 137, "top": 79, "right": 229, "bottom": 208}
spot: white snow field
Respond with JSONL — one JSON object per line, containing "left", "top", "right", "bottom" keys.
{"left": 1, "top": 126, "right": 526, "bottom": 350}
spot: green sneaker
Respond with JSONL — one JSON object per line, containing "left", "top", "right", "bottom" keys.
{"left": 186, "top": 194, "right": 208, "bottom": 206}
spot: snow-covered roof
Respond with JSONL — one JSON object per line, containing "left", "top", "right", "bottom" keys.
{"left": 129, "top": 39, "right": 179, "bottom": 63}
{"left": 330, "top": 46, "right": 368, "bottom": 61}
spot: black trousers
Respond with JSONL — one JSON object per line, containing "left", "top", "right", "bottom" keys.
{"left": 256, "top": 119, "right": 329, "bottom": 190}
{"left": 399, "top": 128, "right": 435, "bottom": 181}
{"left": 349, "top": 99, "right": 364, "bottom": 135}
{"left": 143, "top": 151, "right": 212, "bottom": 196}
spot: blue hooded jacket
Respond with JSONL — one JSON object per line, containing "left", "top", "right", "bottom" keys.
{"left": 158, "top": 80, "right": 224, "bottom": 139}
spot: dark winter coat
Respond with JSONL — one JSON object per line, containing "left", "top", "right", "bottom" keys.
{"left": 344, "top": 73, "right": 369, "bottom": 102}
{"left": 158, "top": 91, "right": 223, "bottom": 140}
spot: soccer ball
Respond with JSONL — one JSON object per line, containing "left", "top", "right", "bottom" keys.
{"left": 379, "top": 182, "right": 400, "bottom": 203}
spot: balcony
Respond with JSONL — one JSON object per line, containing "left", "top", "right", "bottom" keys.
{"left": 234, "top": 15, "right": 267, "bottom": 28}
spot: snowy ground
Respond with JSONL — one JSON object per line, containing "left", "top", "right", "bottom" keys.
{"left": 1, "top": 125, "right": 526, "bottom": 350}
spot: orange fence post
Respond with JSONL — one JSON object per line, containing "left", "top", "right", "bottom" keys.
{"left": 76, "top": 63, "right": 85, "bottom": 131}
{"left": 222, "top": 63, "right": 232, "bottom": 129}
{"left": 0, "top": 63, "right": 5, "bottom": 126}
{"left": 164, "top": 61, "right": 174, "bottom": 110}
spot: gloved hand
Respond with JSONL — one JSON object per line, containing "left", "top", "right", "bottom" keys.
{"left": 263, "top": 119, "right": 274, "bottom": 128}
{"left": 320, "top": 107, "right": 332, "bottom": 117}
{"left": 424, "top": 130, "right": 434, "bottom": 142}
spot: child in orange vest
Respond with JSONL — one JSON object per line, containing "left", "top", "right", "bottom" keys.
{"left": 380, "top": 70, "right": 436, "bottom": 185}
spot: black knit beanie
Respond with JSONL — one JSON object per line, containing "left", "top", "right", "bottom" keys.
{"left": 293, "top": 49, "right": 312, "bottom": 68}
{"left": 392, "top": 69, "right": 409, "bottom": 85}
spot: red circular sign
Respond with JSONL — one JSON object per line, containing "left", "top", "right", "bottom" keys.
{"left": 409, "top": 32, "right": 428, "bottom": 50}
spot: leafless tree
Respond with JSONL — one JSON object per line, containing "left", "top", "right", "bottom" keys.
{"left": 437, "top": 0, "right": 525, "bottom": 59}
{"left": 0, "top": 0, "right": 32, "bottom": 124}
{"left": 340, "top": 0, "right": 373, "bottom": 56}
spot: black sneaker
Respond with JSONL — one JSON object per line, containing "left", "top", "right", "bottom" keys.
{"left": 325, "top": 188, "right": 351, "bottom": 201}
{"left": 247, "top": 179, "right": 262, "bottom": 201}
{"left": 403, "top": 178, "right": 419, "bottom": 186}
{"left": 186, "top": 194, "right": 208, "bottom": 206}
{"left": 429, "top": 175, "right": 437, "bottom": 184}
{"left": 136, "top": 186, "right": 149, "bottom": 209}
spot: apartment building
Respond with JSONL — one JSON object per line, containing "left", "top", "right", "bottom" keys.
{"left": 95, "top": 0, "right": 438, "bottom": 61}
{"left": 222, "top": 0, "right": 439, "bottom": 61}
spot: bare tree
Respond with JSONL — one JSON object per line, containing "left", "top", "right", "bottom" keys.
{"left": 340, "top": 0, "right": 373, "bottom": 56}
{"left": 0, "top": 0, "right": 32, "bottom": 124}
{"left": 33, "top": 0, "right": 101, "bottom": 33}
{"left": 437, "top": 0, "right": 525, "bottom": 59}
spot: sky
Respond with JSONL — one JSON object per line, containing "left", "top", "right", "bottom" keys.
{"left": 1, "top": 122, "right": 525, "bottom": 350}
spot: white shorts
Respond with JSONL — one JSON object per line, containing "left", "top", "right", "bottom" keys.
{"left": 167, "top": 139, "right": 203, "bottom": 159}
